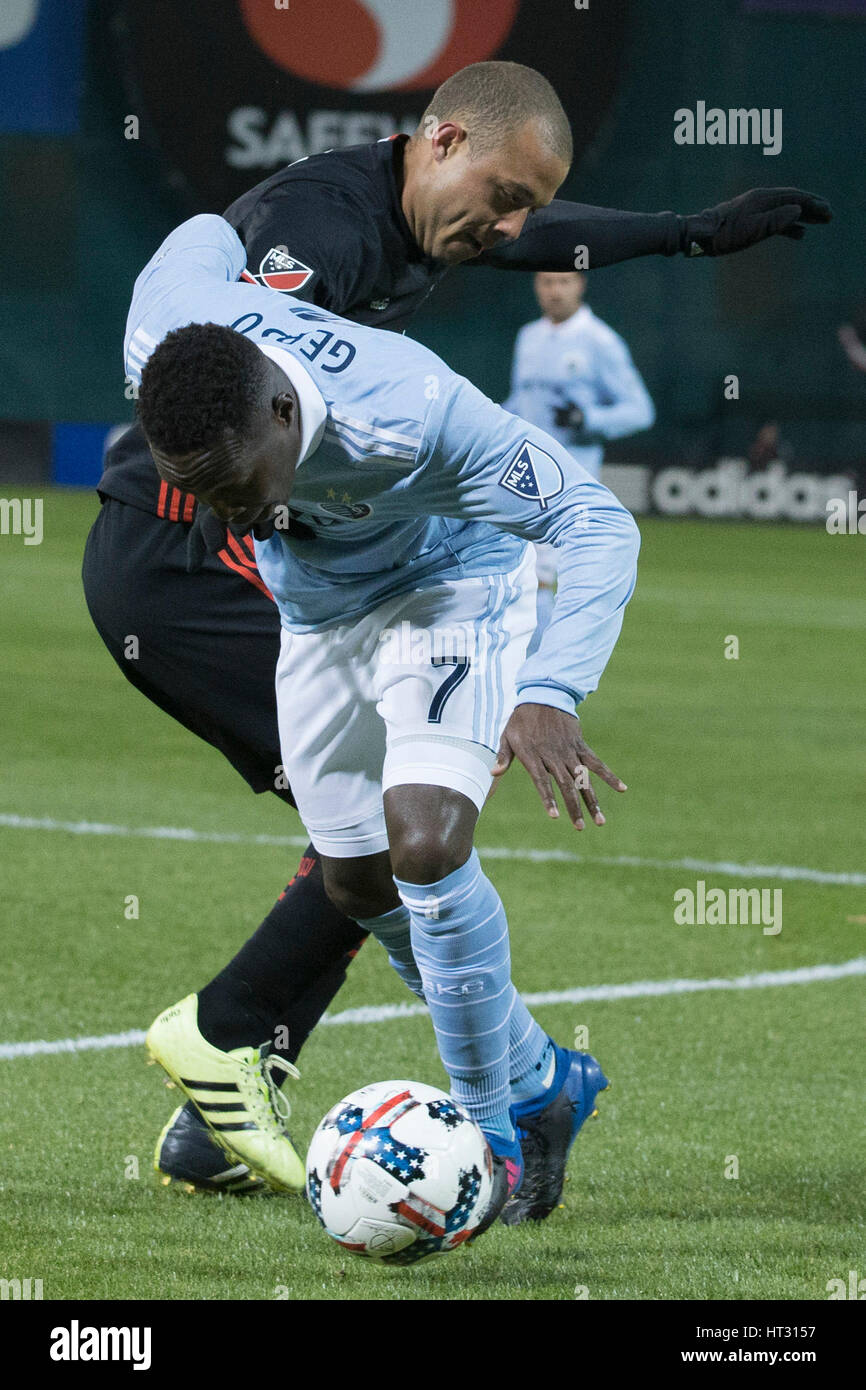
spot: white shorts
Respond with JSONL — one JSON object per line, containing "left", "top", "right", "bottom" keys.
{"left": 533, "top": 541, "right": 558, "bottom": 590}
{"left": 275, "top": 551, "right": 537, "bottom": 858}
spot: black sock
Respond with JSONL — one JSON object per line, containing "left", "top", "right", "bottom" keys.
{"left": 197, "top": 847, "right": 367, "bottom": 1063}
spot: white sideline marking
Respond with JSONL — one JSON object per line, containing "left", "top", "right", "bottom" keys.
{"left": 2, "top": 957, "right": 864, "bottom": 1060}
{"left": 0, "top": 813, "right": 309, "bottom": 850}
{"left": 1, "top": 1029, "right": 148, "bottom": 1059}
{"left": 2, "top": 813, "right": 864, "bottom": 886}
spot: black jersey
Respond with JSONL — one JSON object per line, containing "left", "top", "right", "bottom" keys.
{"left": 98, "top": 135, "right": 681, "bottom": 513}
{"left": 227, "top": 135, "right": 449, "bottom": 333}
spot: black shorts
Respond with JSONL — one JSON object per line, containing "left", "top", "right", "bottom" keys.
{"left": 82, "top": 495, "right": 293, "bottom": 804}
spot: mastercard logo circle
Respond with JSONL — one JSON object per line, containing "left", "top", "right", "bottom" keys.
{"left": 238, "top": 0, "right": 521, "bottom": 93}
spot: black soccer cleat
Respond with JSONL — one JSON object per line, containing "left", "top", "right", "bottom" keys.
{"left": 500, "top": 1047, "right": 609, "bottom": 1227}
{"left": 154, "top": 1102, "right": 270, "bottom": 1194}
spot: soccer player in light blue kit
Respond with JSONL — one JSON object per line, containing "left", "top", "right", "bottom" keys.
{"left": 136, "top": 215, "right": 639, "bottom": 1233}
{"left": 505, "top": 269, "right": 654, "bottom": 650}
{"left": 504, "top": 270, "right": 655, "bottom": 480}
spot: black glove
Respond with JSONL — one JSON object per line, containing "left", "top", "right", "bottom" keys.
{"left": 679, "top": 188, "right": 832, "bottom": 257}
{"left": 553, "top": 403, "right": 585, "bottom": 431}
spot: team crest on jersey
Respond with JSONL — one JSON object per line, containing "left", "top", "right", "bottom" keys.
{"left": 562, "top": 349, "right": 589, "bottom": 376}
{"left": 317, "top": 499, "right": 373, "bottom": 521}
{"left": 499, "top": 442, "right": 564, "bottom": 511}
{"left": 241, "top": 247, "right": 314, "bottom": 294}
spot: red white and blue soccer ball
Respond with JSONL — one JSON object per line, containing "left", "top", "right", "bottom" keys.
{"left": 305, "top": 1080, "right": 494, "bottom": 1265}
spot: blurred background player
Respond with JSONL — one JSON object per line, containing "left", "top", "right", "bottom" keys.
{"left": 504, "top": 270, "right": 654, "bottom": 646}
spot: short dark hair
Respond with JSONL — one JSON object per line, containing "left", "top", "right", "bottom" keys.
{"left": 138, "top": 322, "right": 270, "bottom": 457}
{"left": 417, "top": 61, "right": 572, "bottom": 165}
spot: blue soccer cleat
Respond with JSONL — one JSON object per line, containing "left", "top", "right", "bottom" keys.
{"left": 500, "top": 1046, "right": 609, "bottom": 1226}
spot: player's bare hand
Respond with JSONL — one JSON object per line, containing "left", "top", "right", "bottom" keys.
{"left": 491, "top": 704, "right": 626, "bottom": 829}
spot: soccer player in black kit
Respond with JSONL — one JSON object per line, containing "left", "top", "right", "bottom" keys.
{"left": 82, "top": 61, "right": 831, "bottom": 1219}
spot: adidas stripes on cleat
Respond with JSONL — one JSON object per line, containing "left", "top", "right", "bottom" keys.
{"left": 501, "top": 1047, "right": 609, "bottom": 1227}
{"left": 145, "top": 993, "right": 305, "bottom": 1193}
{"left": 154, "top": 1103, "right": 269, "bottom": 1194}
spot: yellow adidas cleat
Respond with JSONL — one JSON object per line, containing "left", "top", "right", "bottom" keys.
{"left": 145, "top": 994, "right": 305, "bottom": 1193}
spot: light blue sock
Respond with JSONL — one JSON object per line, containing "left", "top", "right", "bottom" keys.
{"left": 359, "top": 900, "right": 555, "bottom": 1112}
{"left": 508, "top": 993, "right": 556, "bottom": 1107}
{"left": 395, "top": 850, "right": 515, "bottom": 1145}
{"left": 356, "top": 904, "right": 425, "bottom": 1001}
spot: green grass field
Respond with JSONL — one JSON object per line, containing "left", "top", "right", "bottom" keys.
{"left": 1, "top": 490, "right": 864, "bottom": 1301}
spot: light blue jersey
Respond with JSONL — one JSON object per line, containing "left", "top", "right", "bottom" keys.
{"left": 503, "top": 304, "right": 655, "bottom": 478}
{"left": 125, "top": 215, "right": 640, "bottom": 712}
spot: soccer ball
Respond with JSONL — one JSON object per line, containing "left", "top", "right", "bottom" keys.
{"left": 305, "top": 1080, "right": 494, "bottom": 1266}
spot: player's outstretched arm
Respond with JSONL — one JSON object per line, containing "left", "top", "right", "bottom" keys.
{"left": 475, "top": 188, "right": 832, "bottom": 271}
{"left": 413, "top": 378, "right": 641, "bottom": 826}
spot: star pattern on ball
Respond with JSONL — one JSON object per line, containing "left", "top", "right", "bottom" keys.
{"left": 307, "top": 1167, "right": 323, "bottom": 1221}
{"left": 445, "top": 1167, "right": 483, "bottom": 1233}
{"left": 364, "top": 1126, "right": 428, "bottom": 1185}
{"left": 330, "top": 1104, "right": 364, "bottom": 1136}
{"left": 425, "top": 1098, "right": 464, "bottom": 1130}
